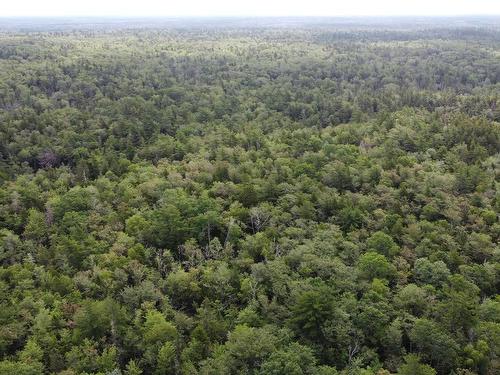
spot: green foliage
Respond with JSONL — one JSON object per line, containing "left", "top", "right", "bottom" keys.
{"left": 143, "top": 310, "right": 178, "bottom": 345}
{"left": 156, "top": 341, "right": 176, "bottom": 375}
{"left": 366, "top": 231, "right": 400, "bottom": 258}
{"left": 289, "top": 286, "right": 338, "bottom": 341}
{"left": 358, "top": 252, "right": 396, "bottom": 281}
{"left": 409, "top": 319, "right": 460, "bottom": 373}
{"left": 200, "top": 325, "right": 278, "bottom": 374}
{"left": 0, "top": 361, "right": 42, "bottom": 375}
{"left": 259, "top": 343, "right": 319, "bottom": 375}
{"left": 397, "top": 354, "right": 436, "bottom": 375}
{"left": 0, "top": 18, "right": 498, "bottom": 375}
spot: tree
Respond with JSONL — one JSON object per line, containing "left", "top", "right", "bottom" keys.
{"left": 437, "top": 275, "right": 480, "bottom": 335}
{"left": 397, "top": 354, "right": 436, "bottom": 375}
{"left": 143, "top": 310, "right": 178, "bottom": 346}
{"left": 259, "top": 343, "right": 319, "bottom": 375}
{"left": 289, "top": 287, "right": 337, "bottom": 342}
{"left": 73, "top": 298, "right": 128, "bottom": 342}
{"left": 366, "top": 231, "right": 400, "bottom": 258}
{"left": 338, "top": 207, "right": 365, "bottom": 232}
{"left": 125, "top": 360, "right": 143, "bottom": 375}
{"left": 145, "top": 205, "right": 188, "bottom": 250}
{"left": 358, "top": 252, "right": 396, "bottom": 281}
{"left": 156, "top": 341, "right": 176, "bottom": 375}
{"left": 200, "top": 325, "right": 277, "bottom": 374}
{"left": 409, "top": 319, "right": 459, "bottom": 373}
{"left": 0, "top": 20, "right": 499, "bottom": 375}
{"left": 413, "top": 258, "right": 450, "bottom": 287}
{"left": 0, "top": 361, "right": 42, "bottom": 375}
{"left": 395, "top": 284, "right": 427, "bottom": 316}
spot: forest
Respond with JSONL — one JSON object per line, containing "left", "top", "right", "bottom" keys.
{"left": 0, "top": 17, "right": 499, "bottom": 375}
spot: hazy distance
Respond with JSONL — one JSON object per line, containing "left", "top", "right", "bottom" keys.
{"left": 2, "top": 0, "right": 500, "bottom": 17}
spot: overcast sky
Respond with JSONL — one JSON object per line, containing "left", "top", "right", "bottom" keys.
{"left": 2, "top": 0, "right": 500, "bottom": 17}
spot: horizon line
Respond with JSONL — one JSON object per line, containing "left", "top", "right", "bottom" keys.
{"left": 2, "top": 14, "right": 500, "bottom": 18}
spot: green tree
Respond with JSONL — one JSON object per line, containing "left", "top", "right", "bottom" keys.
{"left": 366, "top": 231, "right": 399, "bottom": 258}
{"left": 397, "top": 354, "right": 436, "bottom": 375}
{"left": 358, "top": 252, "right": 396, "bottom": 280}
{"left": 409, "top": 319, "right": 459, "bottom": 373}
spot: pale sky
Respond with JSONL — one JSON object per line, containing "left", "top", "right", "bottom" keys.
{"left": 1, "top": 0, "right": 500, "bottom": 17}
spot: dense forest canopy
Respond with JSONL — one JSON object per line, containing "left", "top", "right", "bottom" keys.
{"left": 0, "top": 17, "right": 499, "bottom": 375}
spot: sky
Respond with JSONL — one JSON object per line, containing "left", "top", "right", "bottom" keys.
{"left": 1, "top": 0, "right": 500, "bottom": 17}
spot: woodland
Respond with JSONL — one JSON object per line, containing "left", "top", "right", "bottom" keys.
{"left": 0, "top": 18, "right": 499, "bottom": 375}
